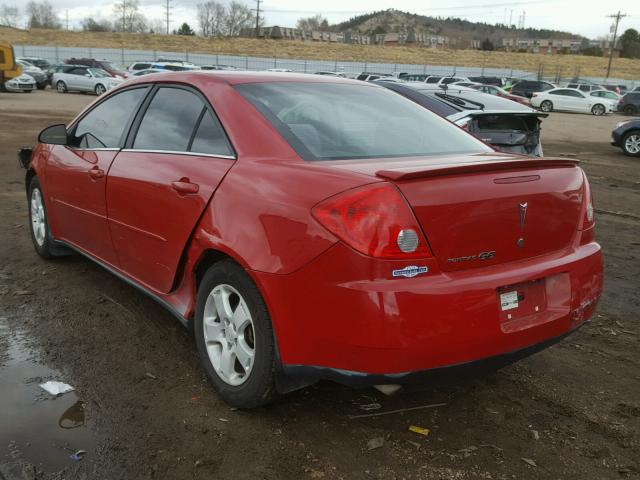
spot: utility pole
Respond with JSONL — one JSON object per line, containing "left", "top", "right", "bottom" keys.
{"left": 606, "top": 11, "right": 628, "bottom": 79}
{"left": 65, "top": 9, "right": 69, "bottom": 30}
{"left": 254, "top": 0, "right": 261, "bottom": 37}
{"left": 164, "top": 0, "right": 173, "bottom": 35}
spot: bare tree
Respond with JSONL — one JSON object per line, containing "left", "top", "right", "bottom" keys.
{"left": 296, "top": 14, "right": 328, "bottom": 31}
{"left": 112, "top": 0, "right": 147, "bottom": 33}
{"left": 0, "top": 5, "right": 20, "bottom": 27}
{"left": 197, "top": 1, "right": 226, "bottom": 37}
{"left": 224, "top": 1, "right": 252, "bottom": 36}
{"left": 81, "top": 17, "right": 112, "bottom": 32}
{"left": 25, "top": 1, "right": 61, "bottom": 29}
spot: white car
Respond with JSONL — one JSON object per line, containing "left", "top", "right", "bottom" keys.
{"left": 589, "top": 89, "right": 621, "bottom": 103}
{"left": 4, "top": 73, "right": 36, "bottom": 92}
{"left": 128, "top": 61, "right": 155, "bottom": 72}
{"left": 53, "top": 66, "right": 123, "bottom": 95}
{"left": 531, "top": 87, "right": 613, "bottom": 116}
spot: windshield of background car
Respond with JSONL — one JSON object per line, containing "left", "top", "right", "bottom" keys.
{"left": 103, "top": 61, "right": 124, "bottom": 71}
{"left": 236, "top": 82, "right": 492, "bottom": 161}
{"left": 89, "top": 68, "right": 110, "bottom": 78}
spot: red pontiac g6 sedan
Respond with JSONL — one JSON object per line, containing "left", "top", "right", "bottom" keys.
{"left": 21, "top": 72, "right": 603, "bottom": 408}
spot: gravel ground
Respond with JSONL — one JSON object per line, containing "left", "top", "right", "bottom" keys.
{"left": 0, "top": 89, "right": 638, "bottom": 480}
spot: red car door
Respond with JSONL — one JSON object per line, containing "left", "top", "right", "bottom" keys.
{"left": 45, "top": 86, "right": 149, "bottom": 266}
{"left": 106, "top": 85, "right": 235, "bottom": 294}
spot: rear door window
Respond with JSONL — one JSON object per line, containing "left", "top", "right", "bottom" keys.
{"left": 189, "top": 110, "right": 234, "bottom": 157}
{"left": 133, "top": 87, "right": 205, "bottom": 152}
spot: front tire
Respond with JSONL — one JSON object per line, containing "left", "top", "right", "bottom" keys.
{"left": 94, "top": 84, "right": 106, "bottom": 96}
{"left": 591, "top": 104, "right": 606, "bottom": 116}
{"left": 194, "top": 260, "right": 277, "bottom": 408}
{"left": 56, "top": 81, "right": 67, "bottom": 93}
{"left": 622, "top": 131, "right": 640, "bottom": 157}
{"left": 28, "top": 177, "right": 70, "bottom": 259}
{"left": 540, "top": 100, "right": 553, "bottom": 112}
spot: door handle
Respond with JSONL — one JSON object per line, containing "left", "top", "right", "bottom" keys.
{"left": 172, "top": 178, "right": 199, "bottom": 195}
{"left": 88, "top": 167, "right": 104, "bottom": 179}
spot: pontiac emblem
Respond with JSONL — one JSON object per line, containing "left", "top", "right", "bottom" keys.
{"left": 519, "top": 202, "right": 528, "bottom": 228}
{"left": 518, "top": 202, "right": 528, "bottom": 249}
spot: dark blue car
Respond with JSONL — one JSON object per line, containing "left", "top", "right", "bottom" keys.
{"left": 611, "top": 119, "right": 640, "bottom": 156}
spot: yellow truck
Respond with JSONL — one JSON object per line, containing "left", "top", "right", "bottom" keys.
{"left": 0, "top": 42, "right": 26, "bottom": 91}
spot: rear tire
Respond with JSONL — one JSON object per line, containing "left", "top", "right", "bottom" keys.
{"left": 540, "top": 100, "right": 553, "bottom": 112}
{"left": 194, "top": 260, "right": 277, "bottom": 408}
{"left": 622, "top": 131, "right": 640, "bottom": 157}
{"left": 624, "top": 105, "right": 637, "bottom": 116}
{"left": 56, "top": 81, "right": 67, "bottom": 93}
{"left": 591, "top": 104, "right": 606, "bottom": 116}
{"left": 94, "top": 84, "right": 106, "bottom": 96}
{"left": 37, "top": 82, "right": 46, "bottom": 90}
{"left": 28, "top": 176, "right": 71, "bottom": 259}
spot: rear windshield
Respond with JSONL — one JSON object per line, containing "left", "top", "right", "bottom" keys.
{"left": 236, "top": 82, "right": 491, "bottom": 161}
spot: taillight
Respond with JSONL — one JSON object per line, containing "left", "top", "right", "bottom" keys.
{"left": 578, "top": 172, "right": 595, "bottom": 244}
{"left": 312, "top": 183, "right": 432, "bottom": 259}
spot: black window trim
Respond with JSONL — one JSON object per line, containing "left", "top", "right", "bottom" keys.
{"left": 66, "top": 84, "right": 152, "bottom": 151}
{"left": 124, "top": 82, "right": 237, "bottom": 160}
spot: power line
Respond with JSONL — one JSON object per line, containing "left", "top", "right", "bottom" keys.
{"left": 606, "top": 11, "right": 628, "bottom": 78}
{"left": 258, "top": 0, "right": 551, "bottom": 15}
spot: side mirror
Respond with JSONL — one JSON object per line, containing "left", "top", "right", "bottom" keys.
{"left": 85, "top": 73, "right": 91, "bottom": 77}
{"left": 38, "top": 124, "right": 68, "bottom": 145}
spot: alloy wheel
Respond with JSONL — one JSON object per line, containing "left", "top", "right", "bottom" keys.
{"left": 30, "top": 187, "right": 46, "bottom": 247}
{"left": 56, "top": 81, "right": 66, "bottom": 93}
{"left": 624, "top": 134, "right": 640, "bottom": 155}
{"left": 202, "top": 284, "right": 256, "bottom": 386}
{"left": 540, "top": 101, "right": 552, "bottom": 112}
{"left": 592, "top": 104, "right": 605, "bottom": 116}
{"left": 95, "top": 84, "right": 106, "bottom": 95}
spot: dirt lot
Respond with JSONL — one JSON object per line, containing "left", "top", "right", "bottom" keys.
{"left": 0, "top": 89, "right": 638, "bottom": 480}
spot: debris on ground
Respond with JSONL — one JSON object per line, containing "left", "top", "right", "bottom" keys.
{"left": 69, "top": 450, "right": 86, "bottom": 462}
{"left": 349, "top": 403, "right": 446, "bottom": 419}
{"left": 521, "top": 458, "right": 537, "bottom": 468}
{"left": 373, "top": 384, "right": 403, "bottom": 396}
{"left": 366, "top": 437, "right": 385, "bottom": 450}
{"left": 408, "top": 425, "right": 430, "bottom": 437}
{"left": 39, "top": 381, "right": 74, "bottom": 396}
{"left": 358, "top": 402, "right": 382, "bottom": 411}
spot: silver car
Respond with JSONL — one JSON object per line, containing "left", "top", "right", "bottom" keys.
{"left": 16, "top": 60, "right": 47, "bottom": 89}
{"left": 52, "top": 66, "right": 123, "bottom": 95}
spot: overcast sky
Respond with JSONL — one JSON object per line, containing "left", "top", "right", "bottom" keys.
{"left": 4, "top": 0, "right": 638, "bottom": 39}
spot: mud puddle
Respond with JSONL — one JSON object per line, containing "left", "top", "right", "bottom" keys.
{"left": 0, "top": 314, "right": 95, "bottom": 476}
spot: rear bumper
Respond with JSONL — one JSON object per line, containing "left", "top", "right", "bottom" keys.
{"left": 282, "top": 323, "right": 583, "bottom": 387}
{"left": 255, "top": 241, "right": 603, "bottom": 377}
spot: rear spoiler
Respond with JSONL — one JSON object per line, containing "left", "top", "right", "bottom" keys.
{"left": 376, "top": 157, "right": 579, "bottom": 181}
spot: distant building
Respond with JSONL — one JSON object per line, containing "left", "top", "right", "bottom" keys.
{"left": 502, "top": 38, "right": 582, "bottom": 54}
{"left": 501, "top": 37, "right": 622, "bottom": 56}
{"left": 241, "top": 26, "right": 452, "bottom": 48}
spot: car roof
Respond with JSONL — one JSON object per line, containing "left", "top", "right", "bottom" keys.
{"left": 121, "top": 70, "right": 367, "bottom": 87}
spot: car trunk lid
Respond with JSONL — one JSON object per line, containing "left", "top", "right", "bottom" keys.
{"left": 329, "top": 153, "right": 584, "bottom": 272}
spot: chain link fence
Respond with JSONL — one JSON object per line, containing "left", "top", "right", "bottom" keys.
{"left": 14, "top": 44, "right": 640, "bottom": 89}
